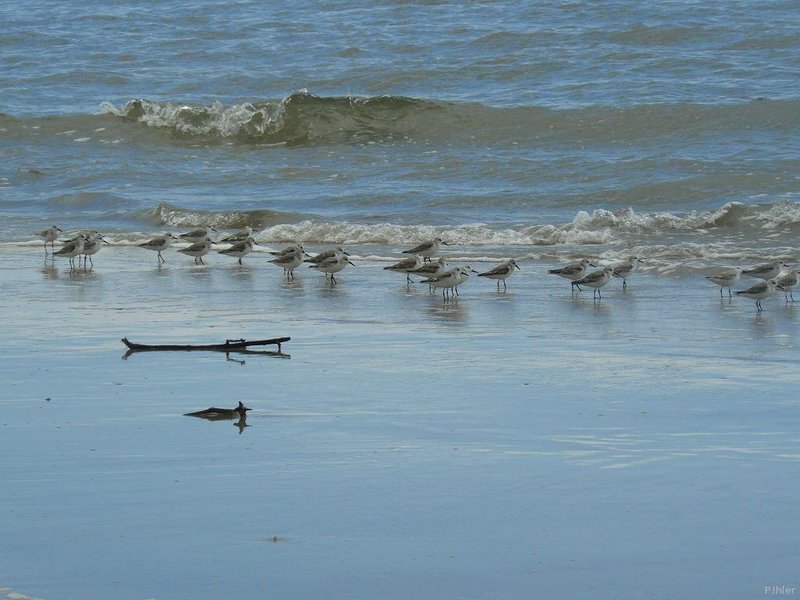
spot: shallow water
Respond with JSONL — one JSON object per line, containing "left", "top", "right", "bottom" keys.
{"left": 1, "top": 246, "right": 799, "bottom": 599}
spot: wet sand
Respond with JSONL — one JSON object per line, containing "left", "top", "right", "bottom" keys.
{"left": 1, "top": 246, "right": 799, "bottom": 599}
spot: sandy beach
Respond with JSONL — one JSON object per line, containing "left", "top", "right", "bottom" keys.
{"left": 1, "top": 244, "right": 798, "bottom": 599}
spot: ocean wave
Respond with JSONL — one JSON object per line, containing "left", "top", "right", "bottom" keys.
{"left": 238, "top": 200, "right": 800, "bottom": 247}
{"left": 136, "top": 203, "right": 309, "bottom": 229}
{"left": 10, "top": 201, "right": 799, "bottom": 269}
{"left": 99, "top": 91, "right": 445, "bottom": 146}
{"left": 126, "top": 200, "right": 800, "bottom": 246}
{"left": 94, "top": 92, "right": 800, "bottom": 147}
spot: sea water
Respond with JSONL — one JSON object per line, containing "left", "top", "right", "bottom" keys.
{"left": 1, "top": 0, "right": 799, "bottom": 269}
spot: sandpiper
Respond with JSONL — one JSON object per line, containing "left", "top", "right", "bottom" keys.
{"left": 402, "top": 237, "right": 448, "bottom": 262}
{"left": 548, "top": 258, "right": 594, "bottom": 290}
{"left": 36, "top": 224, "right": 62, "bottom": 255}
{"left": 139, "top": 233, "right": 178, "bottom": 265}
{"left": 735, "top": 279, "right": 782, "bottom": 311}
{"left": 478, "top": 259, "right": 521, "bottom": 291}
{"left": 218, "top": 237, "right": 256, "bottom": 265}
{"left": 572, "top": 266, "right": 614, "bottom": 299}
{"left": 706, "top": 267, "right": 742, "bottom": 299}
{"left": 384, "top": 255, "right": 423, "bottom": 284}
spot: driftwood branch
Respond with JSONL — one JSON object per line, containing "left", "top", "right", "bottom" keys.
{"left": 121, "top": 336, "right": 291, "bottom": 358}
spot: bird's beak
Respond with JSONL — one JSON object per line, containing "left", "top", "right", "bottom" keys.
{"left": 347, "top": 259, "right": 356, "bottom": 267}
{"left": 441, "top": 241, "right": 450, "bottom": 245}
{"left": 514, "top": 263, "right": 522, "bottom": 270}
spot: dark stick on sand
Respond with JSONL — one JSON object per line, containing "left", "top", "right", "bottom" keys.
{"left": 121, "top": 336, "right": 290, "bottom": 353}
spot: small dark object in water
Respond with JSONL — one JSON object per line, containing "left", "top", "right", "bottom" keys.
{"left": 185, "top": 401, "right": 251, "bottom": 420}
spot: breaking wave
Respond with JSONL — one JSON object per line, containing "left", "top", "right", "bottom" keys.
{"left": 95, "top": 91, "right": 800, "bottom": 147}
{"left": 235, "top": 200, "right": 800, "bottom": 247}
{"left": 136, "top": 203, "right": 309, "bottom": 229}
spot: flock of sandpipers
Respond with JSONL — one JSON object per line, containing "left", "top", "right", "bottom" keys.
{"left": 33, "top": 225, "right": 798, "bottom": 311}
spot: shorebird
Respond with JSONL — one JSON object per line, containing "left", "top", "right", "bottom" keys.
{"left": 402, "top": 237, "right": 448, "bottom": 262}
{"left": 421, "top": 266, "right": 470, "bottom": 300}
{"left": 572, "top": 266, "right": 614, "bottom": 299}
{"left": 53, "top": 233, "right": 87, "bottom": 268}
{"left": 706, "top": 267, "right": 742, "bottom": 299}
{"left": 36, "top": 224, "right": 62, "bottom": 255}
{"left": 270, "top": 242, "right": 305, "bottom": 257}
{"left": 220, "top": 226, "right": 253, "bottom": 243}
{"left": 772, "top": 269, "right": 797, "bottom": 302}
{"left": 218, "top": 237, "right": 256, "bottom": 265}
{"left": 735, "top": 279, "right": 782, "bottom": 312}
{"left": 304, "top": 247, "right": 349, "bottom": 265}
{"left": 384, "top": 255, "right": 423, "bottom": 284}
{"left": 478, "top": 259, "right": 521, "bottom": 291}
{"left": 309, "top": 253, "right": 355, "bottom": 284}
{"left": 139, "top": 233, "right": 178, "bottom": 264}
{"left": 409, "top": 256, "right": 448, "bottom": 283}
{"left": 611, "top": 256, "right": 644, "bottom": 289}
{"left": 270, "top": 247, "right": 305, "bottom": 280}
{"left": 179, "top": 226, "right": 217, "bottom": 243}
{"left": 548, "top": 258, "right": 594, "bottom": 290}
{"left": 81, "top": 232, "right": 109, "bottom": 268}
{"left": 178, "top": 239, "right": 214, "bottom": 265}
{"left": 742, "top": 261, "right": 787, "bottom": 281}
{"left": 454, "top": 264, "right": 479, "bottom": 296}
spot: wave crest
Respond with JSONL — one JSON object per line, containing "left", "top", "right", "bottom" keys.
{"left": 130, "top": 200, "right": 800, "bottom": 246}
{"left": 139, "top": 203, "right": 306, "bottom": 229}
{"left": 101, "top": 91, "right": 442, "bottom": 146}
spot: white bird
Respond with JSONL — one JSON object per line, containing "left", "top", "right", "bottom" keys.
{"left": 179, "top": 226, "right": 217, "bottom": 243}
{"left": 36, "top": 224, "right": 62, "bottom": 255}
{"left": 220, "top": 226, "right": 253, "bottom": 243}
{"left": 548, "top": 258, "right": 594, "bottom": 290}
{"left": 139, "top": 233, "right": 178, "bottom": 264}
{"left": 178, "top": 239, "right": 214, "bottom": 265}
{"left": 454, "top": 264, "right": 479, "bottom": 296}
{"left": 478, "top": 259, "right": 521, "bottom": 291}
{"left": 53, "top": 233, "right": 87, "bottom": 268}
{"left": 611, "top": 256, "right": 644, "bottom": 289}
{"left": 218, "top": 237, "right": 256, "bottom": 265}
{"left": 384, "top": 255, "right": 422, "bottom": 284}
{"left": 270, "top": 248, "right": 305, "bottom": 280}
{"left": 421, "top": 267, "right": 469, "bottom": 300}
{"left": 742, "top": 261, "right": 787, "bottom": 281}
{"left": 735, "top": 279, "right": 782, "bottom": 312}
{"left": 81, "top": 232, "right": 109, "bottom": 269}
{"left": 402, "top": 237, "right": 448, "bottom": 262}
{"left": 772, "top": 269, "right": 797, "bottom": 302}
{"left": 309, "top": 253, "right": 355, "bottom": 284}
{"left": 706, "top": 267, "right": 742, "bottom": 299}
{"left": 572, "top": 266, "right": 614, "bottom": 299}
